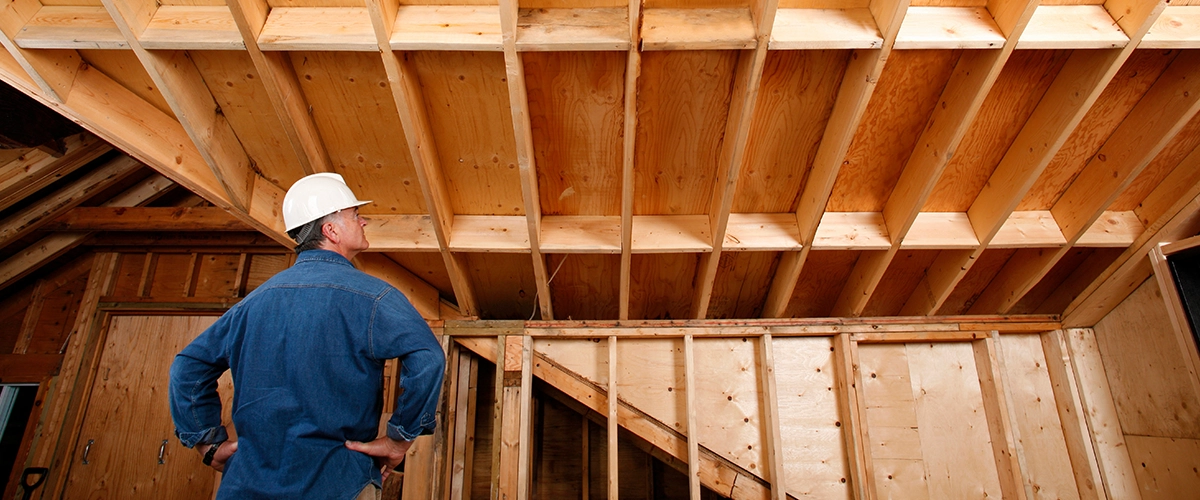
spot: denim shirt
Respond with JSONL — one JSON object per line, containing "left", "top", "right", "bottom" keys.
{"left": 169, "top": 249, "right": 446, "bottom": 499}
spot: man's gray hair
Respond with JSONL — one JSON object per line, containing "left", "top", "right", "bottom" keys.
{"left": 286, "top": 212, "right": 334, "bottom": 253}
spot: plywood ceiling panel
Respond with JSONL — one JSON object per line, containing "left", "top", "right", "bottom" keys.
{"left": 925, "top": 49, "right": 1071, "bottom": 212}
{"left": 78, "top": 49, "right": 175, "bottom": 120}
{"left": 785, "top": 249, "right": 859, "bottom": 318}
{"left": 290, "top": 51, "right": 426, "bottom": 214}
{"left": 1112, "top": 111, "right": 1200, "bottom": 211}
{"left": 828, "top": 49, "right": 960, "bottom": 212}
{"left": 736, "top": 50, "right": 848, "bottom": 213}
{"left": 634, "top": 50, "right": 737, "bottom": 215}
{"left": 546, "top": 253, "right": 620, "bottom": 320}
{"left": 708, "top": 251, "right": 778, "bottom": 319}
{"left": 525, "top": 51, "right": 625, "bottom": 217}
{"left": 412, "top": 51, "right": 523, "bottom": 216}
{"left": 629, "top": 253, "right": 699, "bottom": 320}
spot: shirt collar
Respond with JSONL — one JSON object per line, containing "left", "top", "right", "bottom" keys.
{"left": 295, "top": 249, "right": 355, "bottom": 268}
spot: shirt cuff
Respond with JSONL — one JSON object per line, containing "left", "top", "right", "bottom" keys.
{"left": 175, "top": 426, "right": 229, "bottom": 449}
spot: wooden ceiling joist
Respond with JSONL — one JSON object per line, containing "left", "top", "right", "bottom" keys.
{"left": 901, "top": 0, "right": 1167, "bottom": 317}
{"left": 761, "top": 0, "right": 909, "bottom": 318}
{"left": 0, "top": 172, "right": 173, "bottom": 289}
{"left": 971, "top": 47, "right": 1200, "bottom": 314}
{"left": 44, "top": 206, "right": 249, "bottom": 232}
{"left": 0, "top": 133, "right": 110, "bottom": 212}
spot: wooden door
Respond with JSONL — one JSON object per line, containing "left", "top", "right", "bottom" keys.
{"left": 63, "top": 315, "right": 230, "bottom": 500}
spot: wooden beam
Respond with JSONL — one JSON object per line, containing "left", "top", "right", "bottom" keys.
{"left": 364, "top": 0, "right": 477, "bottom": 317}
{"left": 1061, "top": 328, "right": 1140, "bottom": 499}
{"left": 972, "top": 48, "right": 1200, "bottom": 314}
{"left": 832, "top": 334, "right": 874, "bottom": 499}
{"left": 830, "top": 0, "right": 1039, "bottom": 317}
{"left": 684, "top": 334, "right": 700, "bottom": 500}
{"left": 44, "top": 206, "right": 247, "bottom": 231}
{"left": 692, "top": 0, "right": 778, "bottom": 319}
{"left": 0, "top": 133, "right": 110, "bottom": 212}
{"left": 1040, "top": 330, "right": 1106, "bottom": 500}
{"left": 618, "top": 0, "right": 642, "bottom": 320}
{"left": 902, "top": 1, "right": 1167, "bottom": 316}
{"left": 759, "top": 334, "right": 786, "bottom": 500}
{"left": 500, "top": 0, "right": 553, "bottom": 320}
{"left": 607, "top": 335, "right": 618, "bottom": 500}
{"left": 0, "top": 0, "right": 81, "bottom": 101}
{"left": 973, "top": 333, "right": 1027, "bottom": 500}
{"left": 226, "top": 0, "right": 331, "bottom": 177}
{"left": 0, "top": 353, "right": 62, "bottom": 382}
{"left": 761, "top": 0, "right": 909, "bottom": 318}
{"left": 101, "top": 0, "right": 257, "bottom": 214}
{"left": 0, "top": 154, "right": 141, "bottom": 251}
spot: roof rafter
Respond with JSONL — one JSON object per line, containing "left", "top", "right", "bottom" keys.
{"left": 0, "top": 133, "right": 110, "bottom": 212}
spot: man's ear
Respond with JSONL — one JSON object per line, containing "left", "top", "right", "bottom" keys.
{"left": 321, "top": 220, "right": 339, "bottom": 244}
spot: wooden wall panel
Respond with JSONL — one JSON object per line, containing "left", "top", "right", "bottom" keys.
{"left": 859, "top": 344, "right": 930, "bottom": 499}
{"left": 708, "top": 251, "right": 778, "bottom": 320}
{"left": 547, "top": 253, "right": 620, "bottom": 321}
{"left": 772, "top": 336, "right": 850, "bottom": 499}
{"left": 925, "top": 49, "right": 1071, "bottom": 212}
{"left": 735, "top": 50, "right": 848, "bottom": 213}
{"left": 629, "top": 253, "right": 697, "bottom": 320}
{"left": 290, "top": 51, "right": 425, "bottom": 214}
{"left": 524, "top": 51, "right": 625, "bottom": 217}
{"left": 997, "top": 333, "right": 1081, "bottom": 499}
{"left": 146, "top": 253, "right": 192, "bottom": 297}
{"left": 1094, "top": 279, "right": 1200, "bottom": 439}
{"left": 25, "top": 257, "right": 89, "bottom": 354}
{"left": 827, "top": 49, "right": 960, "bottom": 212}
{"left": 411, "top": 51, "right": 522, "bottom": 216}
{"left": 189, "top": 51, "right": 304, "bottom": 189}
{"left": 1019, "top": 49, "right": 1180, "bottom": 211}
{"left": 784, "top": 250, "right": 858, "bottom": 318}
{"left": 110, "top": 252, "right": 147, "bottom": 297}
{"left": 905, "top": 341, "right": 1004, "bottom": 498}
{"left": 191, "top": 253, "right": 241, "bottom": 298}
{"left": 1125, "top": 435, "right": 1200, "bottom": 499}
{"left": 693, "top": 337, "right": 765, "bottom": 473}
{"left": 462, "top": 252, "right": 537, "bottom": 319}
{"left": 244, "top": 253, "right": 290, "bottom": 294}
{"left": 1113, "top": 112, "right": 1200, "bottom": 211}
{"left": 633, "top": 51, "right": 737, "bottom": 216}
{"left": 534, "top": 397, "right": 584, "bottom": 499}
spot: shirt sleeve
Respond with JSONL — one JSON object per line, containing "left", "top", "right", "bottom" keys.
{"left": 169, "top": 317, "right": 232, "bottom": 449}
{"left": 371, "top": 288, "right": 446, "bottom": 441}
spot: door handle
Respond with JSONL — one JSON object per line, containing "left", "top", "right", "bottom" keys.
{"left": 158, "top": 440, "right": 167, "bottom": 465}
{"left": 81, "top": 439, "right": 94, "bottom": 465}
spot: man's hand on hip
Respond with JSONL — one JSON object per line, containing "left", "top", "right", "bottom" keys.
{"left": 345, "top": 436, "right": 413, "bottom": 480}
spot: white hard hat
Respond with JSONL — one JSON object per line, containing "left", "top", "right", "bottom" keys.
{"left": 282, "top": 173, "right": 371, "bottom": 231}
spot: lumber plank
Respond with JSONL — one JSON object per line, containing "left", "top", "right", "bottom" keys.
{"left": 363, "top": 0, "right": 478, "bottom": 316}
{"left": 390, "top": 5, "right": 502, "bottom": 51}
{"left": 722, "top": 213, "right": 802, "bottom": 251}
{"left": 0, "top": 0, "right": 82, "bottom": 101}
{"left": 43, "top": 206, "right": 246, "bottom": 231}
{"left": 0, "top": 154, "right": 141, "bottom": 250}
{"left": 893, "top": 7, "right": 1005, "bottom": 49}
{"left": 361, "top": 214, "right": 439, "bottom": 251}
{"left": 761, "top": 0, "right": 908, "bottom": 317}
{"left": 13, "top": 6, "right": 126, "bottom": 49}
{"left": 103, "top": 0, "right": 258, "bottom": 214}
{"left": 976, "top": 48, "right": 1200, "bottom": 314}
{"left": 618, "top": 0, "right": 642, "bottom": 320}
{"left": 758, "top": 334, "right": 787, "bottom": 499}
{"left": 540, "top": 216, "right": 621, "bottom": 253}
{"left": 226, "top": 0, "right": 332, "bottom": 176}
{"left": 641, "top": 8, "right": 756, "bottom": 50}
{"left": 973, "top": 334, "right": 1028, "bottom": 500}
{"left": 257, "top": 7, "right": 376, "bottom": 51}
{"left": 1077, "top": 211, "right": 1143, "bottom": 247}
{"left": 900, "top": 212, "right": 978, "bottom": 249}
{"left": 448, "top": 215, "right": 530, "bottom": 253}
{"left": 1140, "top": 5, "right": 1200, "bottom": 49}
{"left": 811, "top": 212, "right": 889, "bottom": 250}
{"left": 1062, "top": 328, "right": 1140, "bottom": 499}
{"left": 684, "top": 334, "right": 700, "bottom": 500}
{"left": 138, "top": 6, "right": 242, "bottom": 49}
{"left": 990, "top": 211, "right": 1067, "bottom": 248}
{"left": 1016, "top": 5, "right": 1128, "bottom": 49}
{"left": 1039, "top": 331, "right": 1105, "bottom": 500}
{"left": 832, "top": 334, "right": 874, "bottom": 499}
{"left": 500, "top": 0, "right": 554, "bottom": 320}
{"left": 0, "top": 133, "right": 109, "bottom": 212}
{"left": 858, "top": 343, "right": 928, "bottom": 498}
{"left": 631, "top": 215, "right": 712, "bottom": 253}
{"left": 769, "top": 8, "right": 881, "bottom": 49}
{"left": 607, "top": 336, "right": 618, "bottom": 500}
{"left": 517, "top": 7, "right": 629, "bottom": 51}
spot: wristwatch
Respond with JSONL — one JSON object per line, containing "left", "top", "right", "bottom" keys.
{"left": 202, "top": 440, "right": 225, "bottom": 466}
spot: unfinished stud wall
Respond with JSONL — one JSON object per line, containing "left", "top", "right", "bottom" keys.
{"left": 1093, "top": 278, "right": 1200, "bottom": 498}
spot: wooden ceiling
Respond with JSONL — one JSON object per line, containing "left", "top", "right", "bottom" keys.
{"left": 1, "top": 0, "right": 1198, "bottom": 324}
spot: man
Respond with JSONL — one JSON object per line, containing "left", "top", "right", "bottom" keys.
{"left": 169, "top": 172, "right": 446, "bottom": 499}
